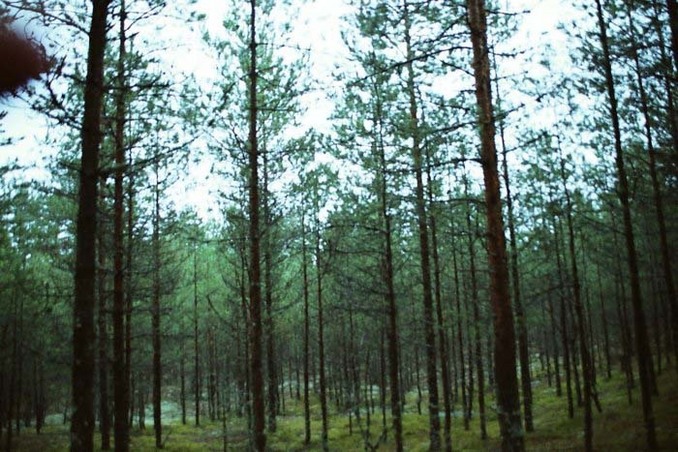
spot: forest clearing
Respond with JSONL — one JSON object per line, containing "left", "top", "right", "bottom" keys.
{"left": 2, "top": 0, "right": 678, "bottom": 451}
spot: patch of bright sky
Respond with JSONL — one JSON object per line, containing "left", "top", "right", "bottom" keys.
{"left": 1, "top": 0, "right": 589, "bottom": 218}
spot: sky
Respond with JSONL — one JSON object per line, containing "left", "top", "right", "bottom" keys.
{"left": 0, "top": 0, "right": 580, "bottom": 218}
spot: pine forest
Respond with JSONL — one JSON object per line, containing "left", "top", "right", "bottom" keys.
{"left": 0, "top": 0, "right": 677, "bottom": 450}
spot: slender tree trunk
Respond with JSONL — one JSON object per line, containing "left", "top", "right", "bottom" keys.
{"left": 124, "top": 143, "right": 134, "bottom": 432}
{"left": 193, "top": 249, "right": 200, "bottom": 426}
{"left": 652, "top": 0, "right": 678, "bottom": 155}
{"left": 558, "top": 143, "right": 593, "bottom": 451}
{"left": 628, "top": 0, "right": 678, "bottom": 371}
{"left": 246, "top": 1, "right": 266, "bottom": 449}
{"left": 596, "top": 269, "right": 612, "bottom": 380}
{"left": 552, "top": 214, "right": 574, "bottom": 418}
{"left": 262, "top": 151, "right": 277, "bottom": 433}
{"left": 403, "top": 3, "right": 440, "bottom": 448}
{"left": 424, "top": 119, "right": 451, "bottom": 451}
{"left": 151, "top": 155, "right": 162, "bottom": 449}
{"left": 71, "top": 1, "right": 110, "bottom": 450}
{"left": 465, "top": 197, "right": 486, "bottom": 440}
{"left": 452, "top": 241, "right": 468, "bottom": 431}
{"left": 5, "top": 289, "right": 18, "bottom": 452}
{"left": 372, "top": 81, "right": 403, "bottom": 451}
{"left": 494, "top": 55, "right": 532, "bottom": 433}
{"left": 113, "top": 4, "right": 129, "bottom": 450}
{"left": 595, "top": 1, "right": 657, "bottom": 448}
{"left": 314, "top": 193, "right": 329, "bottom": 452}
{"left": 466, "top": 0, "right": 524, "bottom": 449}
{"left": 301, "top": 207, "right": 311, "bottom": 445}
{"left": 180, "top": 352, "right": 186, "bottom": 425}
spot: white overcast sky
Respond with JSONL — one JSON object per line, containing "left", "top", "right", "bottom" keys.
{"left": 1, "top": 0, "right": 580, "bottom": 217}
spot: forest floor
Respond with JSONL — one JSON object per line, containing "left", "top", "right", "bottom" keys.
{"left": 9, "top": 362, "right": 678, "bottom": 451}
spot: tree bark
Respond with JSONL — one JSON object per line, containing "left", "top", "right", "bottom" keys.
{"left": 193, "top": 249, "right": 200, "bottom": 426}
{"left": 71, "top": 1, "right": 110, "bottom": 450}
{"left": 628, "top": 0, "right": 678, "bottom": 371}
{"left": 495, "top": 68, "right": 532, "bottom": 433}
{"left": 372, "top": 76, "right": 403, "bottom": 451}
{"left": 151, "top": 154, "right": 162, "bottom": 449}
{"left": 558, "top": 144, "right": 593, "bottom": 451}
{"left": 402, "top": 2, "right": 440, "bottom": 448}
{"left": 594, "top": 1, "right": 657, "bottom": 448}
{"left": 314, "top": 191, "right": 329, "bottom": 452}
{"left": 465, "top": 0, "right": 524, "bottom": 449}
{"left": 301, "top": 207, "right": 311, "bottom": 445}
{"left": 246, "top": 1, "right": 266, "bottom": 449}
{"left": 113, "top": 3, "right": 129, "bottom": 449}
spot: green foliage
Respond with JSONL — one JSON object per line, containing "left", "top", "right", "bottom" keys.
{"left": 9, "top": 364, "right": 678, "bottom": 450}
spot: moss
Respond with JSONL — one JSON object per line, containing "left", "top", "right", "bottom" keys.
{"left": 10, "top": 364, "right": 678, "bottom": 451}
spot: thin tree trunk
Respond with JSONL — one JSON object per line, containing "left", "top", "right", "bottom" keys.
{"left": 113, "top": 4, "right": 129, "bottom": 449}
{"left": 193, "top": 249, "right": 200, "bottom": 426}
{"left": 595, "top": 1, "right": 657, "bottom": 448}
{"left": 558, "top": 143, "right": 593, "bottom": 451}
{"left": 246, "top": 1, "right": 266, "bottom": 449}
{"left": 465, "top": 198, "right": 486, "bottom": 440}
{"left": 495, "top": 54, "right": 532, "bottom": 433}
{"left": 372, "top": 78, "right": 403, "bottom": 451}
{"left": 124, "top": 139, "right": 134, "bottom": 433}
{"left": 403, "top": 2, "right": 440, "bottom": 448}
{"left": 301, "top": 207, "right": 311, "bottom": 445}
{"left": 629, "top": 0, "right": 678, "bottom": 371}
{"left": 452, "top": 241, "right": 468, "bottom": 431}
{"left": 425, "top": 125, "right": 452, "bottom": 452}
{"left": 466, "top": 0, "right": 524, "bottom": 448}
{"left": 71, "top": 1, "right": 110, "bottom": 449}
{"left": 262, "top": 150, "right": 277, "bottom": 433}
{"left": 314, "top": 193, "right": 329, "bottom": 452}
{"left": 596, "top": 269, "right": 612, "bottom": 380}
{"left": 180, "top": 352, "right": 186, "bottom": 425}
{"left": 151, "top": 153, "right": 162, "bottom": 449}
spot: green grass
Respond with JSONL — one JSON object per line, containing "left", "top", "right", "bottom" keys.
{"left": 9, "top": 364, "right": 678, "bottom": 451}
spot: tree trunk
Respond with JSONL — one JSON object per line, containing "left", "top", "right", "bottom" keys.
{"left": 113, "top": 3, "right": 129, "bottom": 449}
{"left": 71, "top": 1, "right": 110, "bottom": 450}
{"left": 465, "top": 197, "right": 486, "bottom": 440}
{"left": 402, "top": 2, "right": 440, "bottom": 448}
{"left": 372, "top": 79, "right": 403, "bottom": 451}
{"left": 262, "top": 151, "right": 277, "bottom": 433}
{"left": 301, "top": 207, "right": 311, "bottom": 445}
{"left": 465, "top": 0, "right": 524, "bottom": 449}
{"left": 151, "top": 154, "right": 162, "bottom": 449}
{"left": 452, "top": 241, "right": 468, "bottom": 431}
{"left": 628, "top": 0, "right": 678, "bottom": 372}
{"left": 422, "top": 107, "right": 451, "bottom": 451}
{"left": 552, "top": 213, "right": 574, "bottom": 418}
{"left": 558, "top": 143, "right": 593, "bottom": 451}
{"left": 193, "top": 249, "right": 201, "bottom": 426}
{"left": 246, "top": 1, "right": 266, "bottom": 449}
{"left": 495, "top": 55, "right": 533, "bottom": 433}
{"left": 314, "top": 192, "right": 329, "bottom": 452}
{"left": 594, "top": 1, "right": 657, "bottom": 448}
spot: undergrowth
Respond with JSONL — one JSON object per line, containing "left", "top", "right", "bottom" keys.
{"left": 9, "top": 362, "right": 677, "bottom": 450}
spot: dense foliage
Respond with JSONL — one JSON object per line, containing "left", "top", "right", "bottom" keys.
{"left": 1, "top": 0, "right": 677, "bottom": 450}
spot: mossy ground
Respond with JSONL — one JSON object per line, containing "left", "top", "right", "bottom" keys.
{"left": 9, "top": 363, "right": 677, "bottom": 451}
